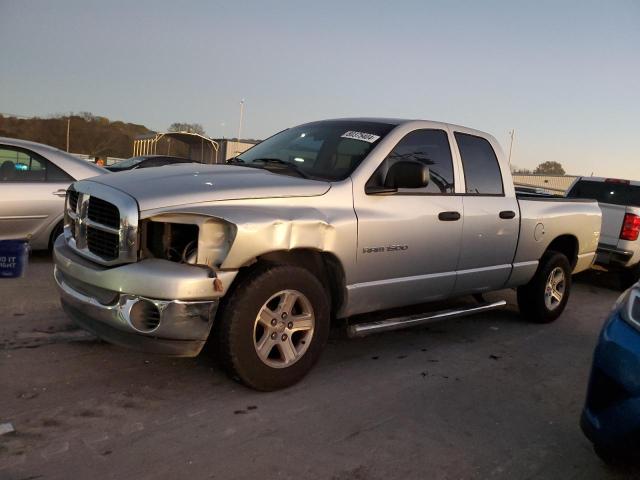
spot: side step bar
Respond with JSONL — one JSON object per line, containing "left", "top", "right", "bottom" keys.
{"left": 347, "top": 300, "right": 507, "bottom": 338}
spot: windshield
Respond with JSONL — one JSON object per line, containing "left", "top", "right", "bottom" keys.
{"left": 236, "top": 120, "right": 395, "bottom": 181}
{"left": 110, "top": 156, "right": 146, "bottom": 170}
{"left": 567, "top": 180, "right": 640, "bottom": 207}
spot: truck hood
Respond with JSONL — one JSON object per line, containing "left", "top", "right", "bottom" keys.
{"left": 86, "top": 164, "right": 331, "bottom": 211}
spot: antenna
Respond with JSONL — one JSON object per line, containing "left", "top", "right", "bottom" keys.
{"left": 235, "top": 99, "right": 245, "bottom": 156}
{"left": 507, "top": 129, "right": 515, "bottom": 165}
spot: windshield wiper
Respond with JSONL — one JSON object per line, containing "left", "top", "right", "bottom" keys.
{"left": 227, "top": 157, "right": 245, "bottom": 164}
{"left": 246, "top": 158, "right": 311, "bottom": 179}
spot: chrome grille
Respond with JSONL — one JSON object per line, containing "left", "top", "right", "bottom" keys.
{"left": 63, "top": 183, "right": 139, "bottom": 266}
{"left": 87, "top": 227, "right": 120, "bottom": 260}
{"left": 88, "top": 197, "right": 120, "bottom": 229}
{"left": 68, "top": 191, "right": 79, "bottom": 212}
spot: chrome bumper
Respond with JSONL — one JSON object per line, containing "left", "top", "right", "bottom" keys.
{"left": 55, "top": 267, "right": 217, "bottom": 356}
{"left": 53, "top": 241, "right": 222, "bottom": 357}
{"left": 53, "top": 235, "right": 238, "bottom": 300}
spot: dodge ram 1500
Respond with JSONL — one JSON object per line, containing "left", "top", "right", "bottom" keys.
{"left": 53, "top": 118, "right": 602, "bottom": 390}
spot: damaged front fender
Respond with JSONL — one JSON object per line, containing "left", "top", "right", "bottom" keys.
{"left": 139, "top": 201, "right": 354, "bottom": 272}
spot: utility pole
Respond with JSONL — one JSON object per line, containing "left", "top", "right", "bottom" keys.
{"left": 66, "top": 117, "right": 71, "bottom": 152}
{"left": 507, "top": 129, "right": 515, "bottom": 165}
{"left": 235, "top": 99, "right": 245, "bottom": 156}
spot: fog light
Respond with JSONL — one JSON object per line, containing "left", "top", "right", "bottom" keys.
{"left": 129, "top": 299, "right": 161, "bottom": 333}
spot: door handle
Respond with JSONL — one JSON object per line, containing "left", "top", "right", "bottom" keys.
{"left": 52, "top": 189, "right": 67, "bottom": 197}
{"left": 438, "top": 211, "right": 461, "bottom": 221}
{"left": 499, "top": 210, "right": 516, "bottom": 219}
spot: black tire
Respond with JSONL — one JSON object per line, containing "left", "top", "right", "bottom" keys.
{"left": 48, "top": 221, "right": 64, "bottom": 250}
{"left": 593, "top": 443, "right": 634, "bottom": 467}
{"left": 517, "top": 252, "right": 572, "bottom": 323}
{"left": 216, "top": 264, "right": 330, "bottom": 391}
{"left": 619, "top": 264, "right": 640, "bottom": 291}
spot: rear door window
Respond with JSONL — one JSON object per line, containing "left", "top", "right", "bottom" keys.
{"left": 0, "top": 146, "right": 73, "bottom": 182}
{"left": 455, "top": 133, "right": 504, "bottom": 195}
{"left": 567, "top": 180, "right": 640, "bottom": 207}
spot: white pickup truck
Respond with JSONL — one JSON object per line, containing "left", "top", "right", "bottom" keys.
{"left": 567, "top": 177, "right": 640, "bottom": 287}
{"left": 54, "top": 118, "right": 602, "bottom": 390}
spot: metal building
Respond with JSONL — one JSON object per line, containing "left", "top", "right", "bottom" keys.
{"left": 133, "top": 132, "right": 219, "bottom": 163}
{"left": 512, "top": 174, "right": 578, "bottom": 194}
{"left": 132, "top": 133, "right": 260, "bottom": 164}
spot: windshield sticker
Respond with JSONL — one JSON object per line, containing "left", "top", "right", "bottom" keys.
{"left": 341, "top": 131, "right": 381, "bottom": 143}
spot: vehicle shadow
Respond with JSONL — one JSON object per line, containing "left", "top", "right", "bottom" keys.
{"left": 574, "top": 269, "right": 624, "bottom": 292}
{"left": 29, "top": 249, "right": 54, "bottom": 263}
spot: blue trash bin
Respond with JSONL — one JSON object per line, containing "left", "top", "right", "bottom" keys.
{"left": 0, "top": 240, "right": 30, "bottom": 278}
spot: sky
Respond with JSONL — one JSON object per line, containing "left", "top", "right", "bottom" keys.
{"left": 1, "top": 0, "right": 638, "bottom": 179}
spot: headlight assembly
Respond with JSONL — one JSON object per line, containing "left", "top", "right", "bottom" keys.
{"left": 142, "top": 214, "right": 236, "bottom": 268}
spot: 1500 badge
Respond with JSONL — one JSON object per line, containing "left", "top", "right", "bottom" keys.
{"left": 363, "top": 245, "right": 409, "bottom": 254}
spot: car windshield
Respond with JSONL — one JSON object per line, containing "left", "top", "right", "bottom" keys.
{"left": 110, "top": 156, "right": 146, "bottom": 170}
{"left": 567, "top": 180, "right": 640, "bottom": 207}
{"left": 235, "top": 120, "right": 395, "bottom": 181}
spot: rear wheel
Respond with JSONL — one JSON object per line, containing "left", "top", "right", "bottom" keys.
{"left": 517, "top": 252, "right": 572, "bottom": 323}
{"left": 216, "top": 264, "right": 330, "bottom": 391}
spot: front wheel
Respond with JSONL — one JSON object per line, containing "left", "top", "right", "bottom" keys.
{"left": 48, "top": 221, "right": 64, "bottom": 250}
{"left": 216, "top": 264, "right": 330, "bottom": 391}
{"left": 517, "top": 252, "right": 572, "bottom": 323}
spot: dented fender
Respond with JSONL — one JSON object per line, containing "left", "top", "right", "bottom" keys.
{"left": 139, "top": 181, "right": 358, "bottom": 286}
{"left": 142, "top": 204, "right": 341, "bottom": 269}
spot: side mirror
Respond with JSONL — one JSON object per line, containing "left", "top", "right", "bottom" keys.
{"left": 384, "top": 161, "right": 429, "bottom": 190}
{"left": 365, "top": 160, "right": 430, "bottom": 195}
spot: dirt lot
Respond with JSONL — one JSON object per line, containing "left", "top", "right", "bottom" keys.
{"left": 1, "top": 253, "right": 639, "bottom": 479}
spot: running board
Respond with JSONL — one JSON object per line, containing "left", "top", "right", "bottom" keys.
{"left": 347, "top": 300, "right": 507, "bottom": 338}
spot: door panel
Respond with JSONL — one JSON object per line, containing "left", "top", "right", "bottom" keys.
{"left": 349, "top": 195, "right": 463, "bottom": 315}
{"left": 454, "top": 196, "right": 519, "bottom": 294}
{"left": 0, "top": 182, "right": 67, "bottom": 241}
{"left": 0, "top": 145, "right": 72, "bottom": 242}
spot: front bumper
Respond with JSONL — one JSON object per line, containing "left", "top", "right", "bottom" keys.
{"left": 581, "top": 312, "right": 640, "bottom": 451}
{"left": 53, "top": 236, "right": 228, "bottom": 357}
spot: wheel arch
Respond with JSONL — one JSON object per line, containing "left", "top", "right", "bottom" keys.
{"left": 48, "top": 218, "right": 65, "bottom": 250}
{"left": 242, "top": 249, "right": 347, "bottom": 318}
{"left": 545, "top": 234, "right": 579, "bottom": 269}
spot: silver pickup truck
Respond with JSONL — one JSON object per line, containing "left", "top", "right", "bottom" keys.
{"left": 567, "top": 177, "right": 640, "bottom": 288}
{"left": 53, "top": 118, "right": 601, "bottom": 390}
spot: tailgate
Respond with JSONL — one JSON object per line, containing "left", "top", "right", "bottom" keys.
{"left": 599, "top": 202, "right": 626, "bottom": 246}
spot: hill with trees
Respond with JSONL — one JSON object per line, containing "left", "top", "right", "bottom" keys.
{"left": 0, "top": 113, "right": 155, "bottom": 158}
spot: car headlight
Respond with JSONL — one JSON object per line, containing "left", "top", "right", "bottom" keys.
{"left": 618, "top": 287, "right": 640, "bottom": 330}
{"left": 142, "top": 214, "right": 236, "bottom": 268}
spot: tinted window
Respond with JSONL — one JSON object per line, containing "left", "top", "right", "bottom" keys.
{"left": 567, "top": 180, "right": 640, "bottom": 207}
{"left": 0, "top": 147, "right": 72, "bottom": 182}
{"left": 47, "top": 162, "right": 73, "bottom": 181}
{"left": 236, "top": 121, "right": 395, "bottom": 181}
{"left": 369, "top": 129, "right": 455, "bottom": 194}
{"left": 455, "top": 133, "right": 504, "bottom": 195}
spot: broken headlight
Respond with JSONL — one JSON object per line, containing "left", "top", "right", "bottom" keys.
{"left": 142, "top": 215, "right": 235, "bottom": 268}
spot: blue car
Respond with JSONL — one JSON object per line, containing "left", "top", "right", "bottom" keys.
{"left": 581, "top": 283, "right": 640, "bottom": 464}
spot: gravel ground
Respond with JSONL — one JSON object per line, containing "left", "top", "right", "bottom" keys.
{"left": 1, "top": 253, "right": 638, "bottom": 479}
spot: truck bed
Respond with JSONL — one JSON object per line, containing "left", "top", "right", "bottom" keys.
{"left": 510, "top": 197, "right": 601, "bottom": 283}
